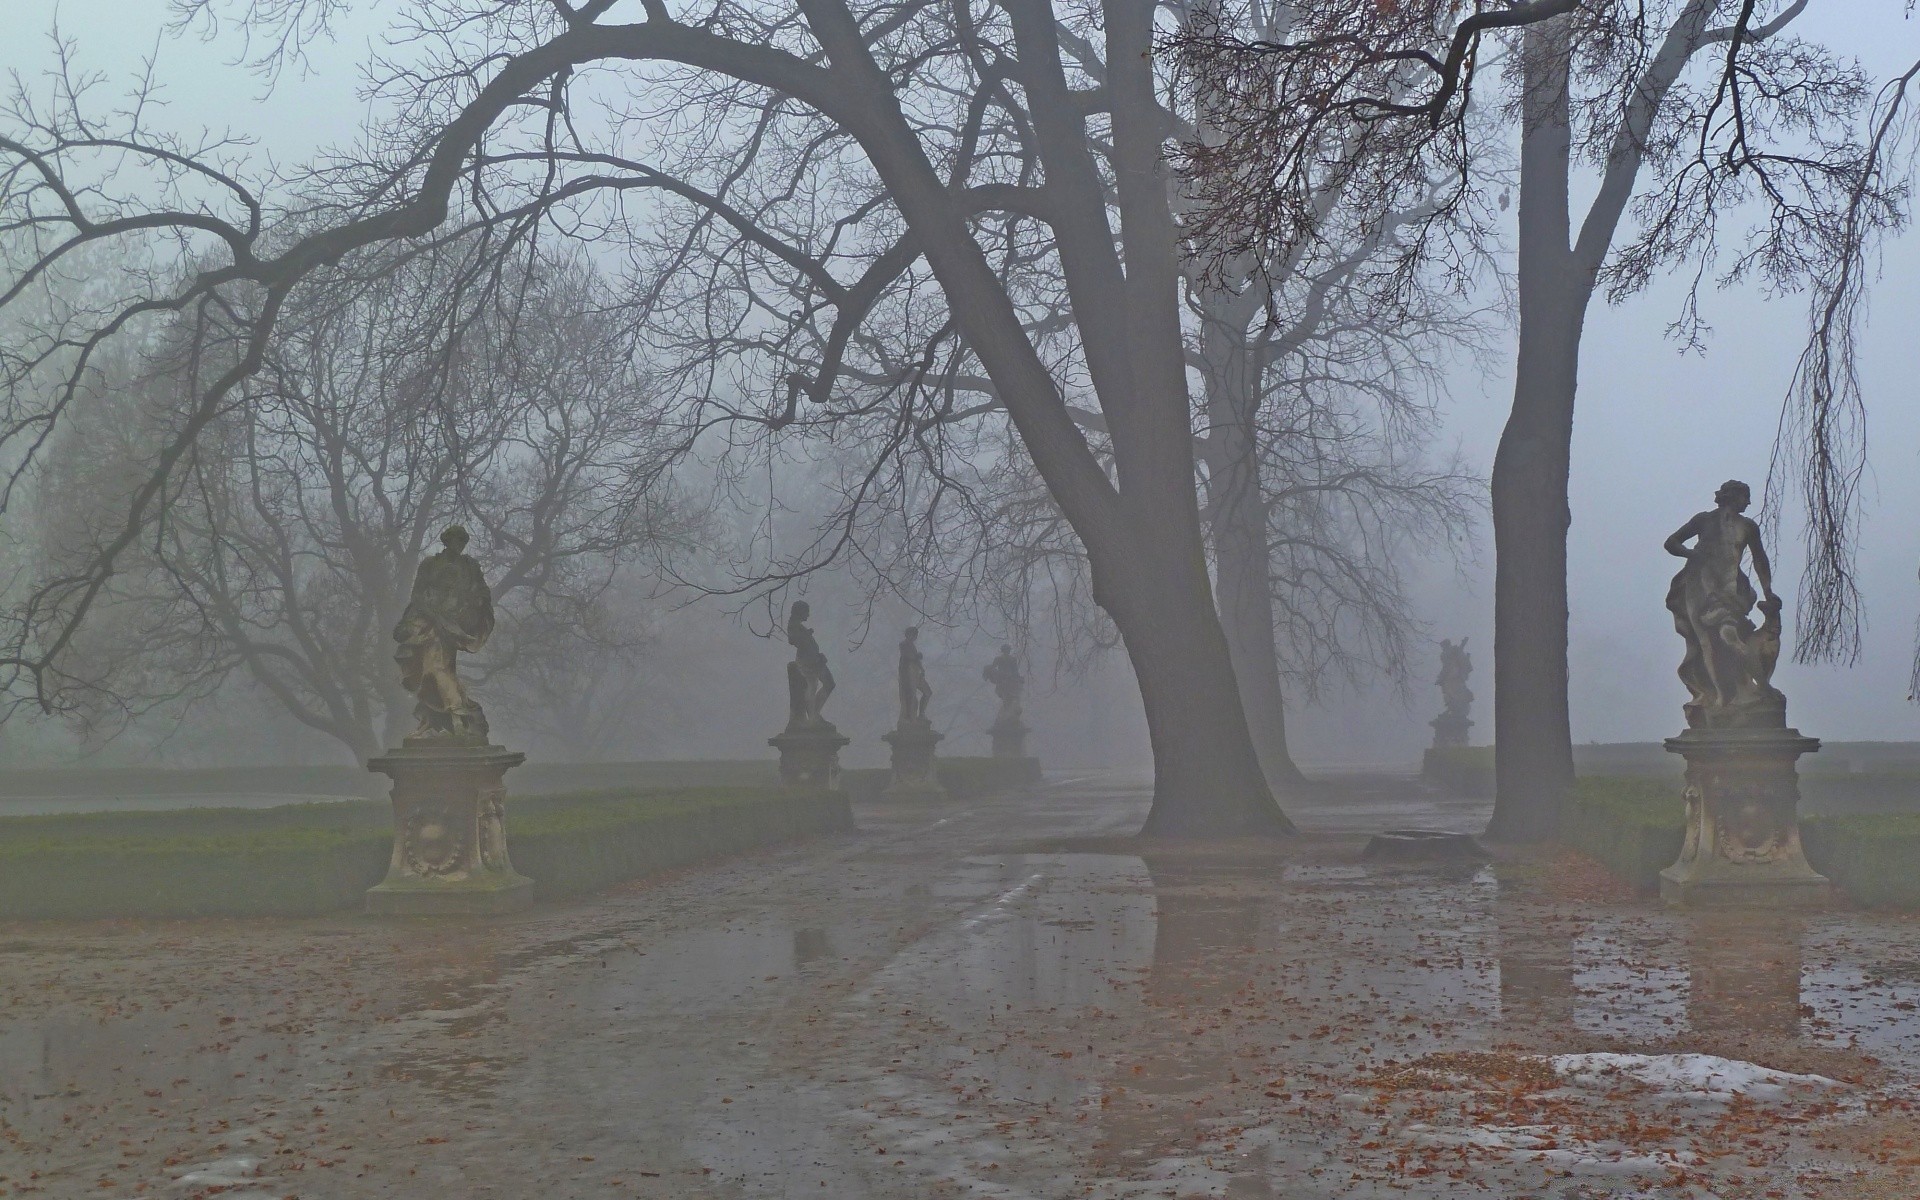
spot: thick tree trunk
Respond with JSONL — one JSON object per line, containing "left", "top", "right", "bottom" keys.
{"left": 1196, "top": 295, "right": 1311, "bottom": 795}
{"left": 808, "top": 0, "right": 1288, "bottom": 836}
{"left": 1486, "top": 20, "right": 1586, "bottom": 841}
{"left": 1215, "top": 507, "right": 1311, "bottom": 792}
{"left": 1107, "top": 511, "right": 1296, "bottom": 837}
{"left": 1485, "top": 294, "right": 1582, "bottom": 840}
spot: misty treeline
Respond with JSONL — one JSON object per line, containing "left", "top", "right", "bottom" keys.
{"left": 0, "top": 0, "right": 1912, "bottom": 835}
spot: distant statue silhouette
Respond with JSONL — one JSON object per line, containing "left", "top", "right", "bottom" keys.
{"left": 1429, "top": 638, "right": 1474, "bottom": 748}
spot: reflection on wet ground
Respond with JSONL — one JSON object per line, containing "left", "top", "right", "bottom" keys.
{"left": 2, "top": 775, "right": 1918, "bottom": 1197}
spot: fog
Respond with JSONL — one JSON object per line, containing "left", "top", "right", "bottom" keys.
{"left": 1, "top": 3, "right": 1915, "bottom": 773}
{"left": 14, "top": 6, "right": 1920, "bottom": 1196}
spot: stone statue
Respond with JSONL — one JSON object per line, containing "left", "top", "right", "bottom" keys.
{"left": 784, "top": 600, "right": 836, "bottom": 730}
{"left": 983, "top": 645, "right": 1024, "bottom": 727}
{"left": 393, "top": 524, "right": 494, "bottom": 741}
{"left": 1429, "top": 637, "right": 1474, "bottom": 748}
{"left": 897, "top": 626, "right": 933, "bottom": 727}
{"left": 1664, "top": 479, "right": 1785, "bottom": 728}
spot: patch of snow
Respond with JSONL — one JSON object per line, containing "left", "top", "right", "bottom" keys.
{"left": 1406, "top": 1121, "right": 1704, "bottom": 1174}
{"left": 164, "top": 1155, "right": 283, "bottom": 1199}
{"left": 1551, "top": 1053, "right": 1843, "bottom": 1101}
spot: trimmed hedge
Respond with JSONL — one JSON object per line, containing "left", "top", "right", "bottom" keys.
{"left": 1562, "top": 777, "right": 1684, "bottom": 892}
{"left": 1421, "top": 746, "right": 1495, "bottom": 795}
{"left": 0, "top": 759, "right": 783, "bottom": 802}
{"left": 0, "top": 786, "right": 850, "bottom": 920}
{"left": 1801, "top": 813, "right": 1920, "bottom": 909}
{"left": 1564, "top": 776, "right": 1920, "bottom": 909}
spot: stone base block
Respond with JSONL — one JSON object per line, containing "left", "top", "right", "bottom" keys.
{"left": 1660, "top": 725, "right": 1831, "bottom": 909}
{"left": 366, "top": 742, "right": 533, "bottom": 917}
{"left": 1429, "top": 712, "right": 1472, "bottom": 748}
{"left": 770, "top": 725, "right": 851, "bottom": 789}
{"left": 883, "top": 723, "right": 946, "bottom": 799}
{"left": 989, "top": 720, "right": 1029, "bottom": 760}
{"left": 1658, "top": 868, "right": 1832, "bottom": 909}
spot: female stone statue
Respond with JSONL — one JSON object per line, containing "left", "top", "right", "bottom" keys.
{"left": 1664, "top": 480, "right": 1784, "bottom": 727}
{"left": 393, "top": 525, "right": 495, "bottom": 740}
{"left": 784, "top": 600, "right": 835, "bottom": 728}
{"left": 897, "top": 626, "right": 932, "bottom": 727}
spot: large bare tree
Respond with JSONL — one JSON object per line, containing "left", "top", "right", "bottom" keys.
{"left": 33, "top": 235, "right": 691, "bottom": 761}
{"left": 1178, "top": 0, "right": 1916, "bottom": 837}
{"left": 0, "top": 0, "right": 1319, "bottom": 834}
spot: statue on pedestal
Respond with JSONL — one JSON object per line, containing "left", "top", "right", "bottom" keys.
{"left": 897, "top": 626, "right": 933, "bottom": 728}
{"left": 883, "top": 625, "right": 944, "bottom": 797}
{"left": 369, "top": 523, "right": 530, "bottom": 915}
{"left": 983, "top": 645, "right": 1032, "bottom": 760}
{"left": 984, "top": 645, "right": 1024, "bottom": 726}
{"left": 1429, "top": 637, "right": 1473, "bottom": 748}
{"left": 393, "top": 525, "right": 495, "bottom": 742}
{"left": 783, "top": 600, "right": 837, "bottom": 731}
{"left": 771, "top": 600, "right": 849, "bottom": 787}
{"left": 1663, "top": 480, "right": 1784, "bottom": 729}
{"left": 1657, "top": 480, "right": 1828, "bottom": 908}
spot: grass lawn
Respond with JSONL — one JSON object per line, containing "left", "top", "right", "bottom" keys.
{"left": 0, "top": 785, "right": 849, "bottom": 920}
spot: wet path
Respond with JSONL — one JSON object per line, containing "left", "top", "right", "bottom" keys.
{"left": 3, "top": 777, "right": 1920, "bottom": 1198}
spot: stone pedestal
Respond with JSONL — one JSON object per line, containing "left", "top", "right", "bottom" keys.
{"left": 1659, "top": 727, "right": 1832, "bottom": 908}
{"left": 770, "top": 724, "right": 850, "bottom": 789}
{"left": 366, "top": 740, "right": 533, "bottom": 916}
{"left": 989, "top": 717, "right": 1029, "bottom": 759}
{"left": 1429, "top": 711, "right": 1472, "bottom": 749}
{"left": 883, "top": 722, "right": 946, "bottom": 799}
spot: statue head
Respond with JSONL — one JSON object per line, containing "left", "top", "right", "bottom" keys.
{"left": 1001, "top": 644, "right": 1013, "bottom": 657}
{"left": 791, "top": 600, "right": 810, "bottom": 622}
{"left": 1714, "top": 480, "right": 1751, "bottom": 512}
{"left": 441, "top": 524, "right": 470, "bottom": 553}
{"left": 904, "top": 626, "right": 919, "bottom": 642}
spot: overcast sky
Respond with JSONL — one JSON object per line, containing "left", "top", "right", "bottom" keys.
{"left": 6, "top": 3, "right": 1918, "bottom": 766}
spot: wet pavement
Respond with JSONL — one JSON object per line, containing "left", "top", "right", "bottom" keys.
{"left": 4, "top": 775, "right": 1920, "bottom": 1198}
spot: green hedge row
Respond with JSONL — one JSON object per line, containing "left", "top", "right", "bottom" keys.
{"left": 1421, "top": 746, "right": 1495, "bottom": 795}
{"left": 0, "top": 759, "right": 784, "bottom": 800}
{"left": 0, "top": 786, "right": 851, "bottom": 920}
{"left": 1564, "top": 776, "right": 1920, "bottom": 909}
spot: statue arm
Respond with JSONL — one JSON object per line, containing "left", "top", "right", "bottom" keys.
{"left": 1664, "top": 514, "right": 1703, "bottom": 559}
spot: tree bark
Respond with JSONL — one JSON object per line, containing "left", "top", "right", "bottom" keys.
{"left": 1199, "top": 306, "right": 1311, "bottom": 794}
{"left": 1214, "top": 484, "right": 1311, "bottom": 792}
{"left": 1486, "top": 19, "right": 1585, "bottom": 841}
{"left": 1110, "top": 507, "right": 1298, "bottom": 837}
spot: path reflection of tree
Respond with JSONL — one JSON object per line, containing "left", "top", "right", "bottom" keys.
{"left": 1093, "top": 852, "right": 1271, "bottom": 1184}
{"left": 1496, "top": 901, "right": 1577, "bottom": 1040}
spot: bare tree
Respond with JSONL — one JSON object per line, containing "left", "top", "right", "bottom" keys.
{"left": 1, "top": 0, "right": 1307, "bottom": 834}
{"left": 35, "top": 235, "right": 694, "bottom": 761}
{"left": 1178, "top": 1, "right": 1915, "bottom": 838}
